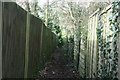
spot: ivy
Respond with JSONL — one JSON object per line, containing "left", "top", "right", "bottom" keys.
{"left": 109, "top": 2, "right": 120, "bottom": 79}
{"left": 96, "top": 1, "right": 120, "bottom": 79}
{"left": 96, "top": 9, "right": 104, "bottom": 78}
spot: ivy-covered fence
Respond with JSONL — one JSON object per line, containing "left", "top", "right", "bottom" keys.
{"left": 86, "top": 2, "right": 120, "bottom": 79}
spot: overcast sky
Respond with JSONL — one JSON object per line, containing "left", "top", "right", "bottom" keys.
{"left": 1, "top": 0, "right": 119, "bottom": 3}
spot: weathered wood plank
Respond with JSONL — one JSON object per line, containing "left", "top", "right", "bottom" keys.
{"left": 0, "top": 1, "right": 2, "bottom": 79}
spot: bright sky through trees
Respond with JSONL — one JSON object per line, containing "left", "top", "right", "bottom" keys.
{"left": 37, "top": 0, "right": 93, "bottom": 7}
{"left": 27, "top": 0, "right": 116, "bottom": 7}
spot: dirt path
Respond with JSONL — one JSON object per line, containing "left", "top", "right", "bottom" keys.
{"left": 37, "top": 49, "right": 82, "bottom": 79}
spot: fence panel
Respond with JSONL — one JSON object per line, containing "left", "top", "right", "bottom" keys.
{"left": 86, "top": 9, "right": 99, "bottom": 78}
{"left": 2, "top": 2, "right": 57, "bottom": 78}
{"left": 2, "top": 2, "right": 27, "bottom": 78}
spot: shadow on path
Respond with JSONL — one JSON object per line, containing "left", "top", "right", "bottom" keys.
{"left": 37, "top": 49, "right": 82, "bottom": 79}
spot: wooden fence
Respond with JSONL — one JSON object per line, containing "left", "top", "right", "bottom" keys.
{"left": 79, "top": 2, "right": 120, "bottom": 79}
{"left": 85, "top": 2, "right": 120, "bottom": 79}
{"left": 0, "top": 1, "right": 2, "bottom": 79}
{"left": 0, "top": 2, "right": 58, "bottom": 78}
{"left": 87, "top": 8, "right": 100, "bottom": 78}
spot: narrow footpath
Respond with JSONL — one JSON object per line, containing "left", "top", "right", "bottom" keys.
{"left": 37, "top": 49, "right": 82, "bottom": 80}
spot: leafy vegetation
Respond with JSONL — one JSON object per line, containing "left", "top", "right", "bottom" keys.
{"left": 97, "top": 1, "right": 120, "bottom": 79}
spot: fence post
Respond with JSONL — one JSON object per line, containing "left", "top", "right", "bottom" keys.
{"left": 24, "top": 13, "right": 30, "bottom": 78}
{"left": 0, "top": 1, "right": 2, "bottom": 79}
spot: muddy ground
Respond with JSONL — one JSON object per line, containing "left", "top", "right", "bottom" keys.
{"left": 36, "top": 49, "right": 82, "bottom": 80}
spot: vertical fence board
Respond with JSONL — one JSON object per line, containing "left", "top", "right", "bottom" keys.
{"left": 0, "top": 1, "right": 2, "bottom": 79}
